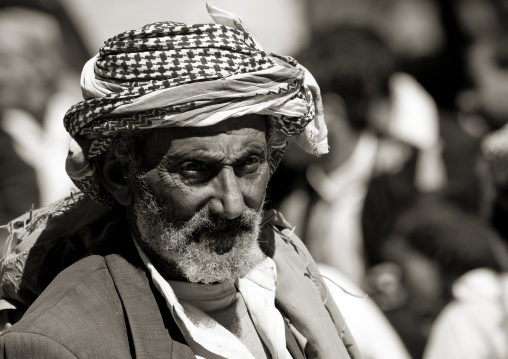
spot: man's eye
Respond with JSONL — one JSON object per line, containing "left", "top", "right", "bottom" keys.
{"left": 236, "top": 156, "right": 263, "bottom": 174}
{"left": 179, "top": 162, "right": 210, "bottom": 178}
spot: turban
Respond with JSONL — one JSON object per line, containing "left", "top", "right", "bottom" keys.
{"left": 64, "top": 3, "right": 328, "bottom": 207}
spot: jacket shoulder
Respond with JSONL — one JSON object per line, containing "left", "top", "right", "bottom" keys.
{"left": 0, "top": 332, "right": 78, "bottom": 359}
{"left": 0, "top": 193, "right": 118, "bottom": 309}
{"left": 1, "top": 255, "right": 132, "bottom": 358}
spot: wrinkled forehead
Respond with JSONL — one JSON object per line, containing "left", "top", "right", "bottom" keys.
{"left": 141, "top": 115, "right": 268, "bottom": 168}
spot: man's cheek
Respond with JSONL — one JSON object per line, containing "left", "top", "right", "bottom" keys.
{"left": 248, "top": 167, "right": 270, "bottom": 205}
{"left": 164, "top": 187, "right": 211, "bottom": 221}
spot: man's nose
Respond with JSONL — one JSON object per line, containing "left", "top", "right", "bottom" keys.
{"left": 209, "top": 166, "right": 245, "bottom": 219}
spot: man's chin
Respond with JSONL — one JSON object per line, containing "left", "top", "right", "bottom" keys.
{"left": 172, "top": 239, "right": 266, "bottom": 284}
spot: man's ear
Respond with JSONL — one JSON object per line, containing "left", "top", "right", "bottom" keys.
{"left": 96, "top": 149, "right": 133, "bottom": 206}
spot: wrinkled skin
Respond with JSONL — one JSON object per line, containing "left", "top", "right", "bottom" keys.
{"left": 127, "top": 115, "right": 272, "bottom": 282}
{"left": 138, "top": 115, "right": 270, "bottom": 222}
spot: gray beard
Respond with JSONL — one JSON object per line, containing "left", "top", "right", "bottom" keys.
{"left": 131, "top": 176, "right": 266, "bottom": 284}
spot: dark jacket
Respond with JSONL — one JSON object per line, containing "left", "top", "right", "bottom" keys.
{"left": 0, "top": 196, "right": 362, "bottom": 358}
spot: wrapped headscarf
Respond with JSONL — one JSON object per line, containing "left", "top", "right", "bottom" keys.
{"left": 64, "top": 3, "right": 328, "bottom": 207}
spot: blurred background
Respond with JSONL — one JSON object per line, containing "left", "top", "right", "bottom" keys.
{"left": 2, "top": 0, "right": 508, "bottom": 358}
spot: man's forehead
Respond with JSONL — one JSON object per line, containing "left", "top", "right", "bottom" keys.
{"left": 141, "top": 115, "right": 268, "bottom": 164}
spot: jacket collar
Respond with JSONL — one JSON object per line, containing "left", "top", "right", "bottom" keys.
{"left": 103, "top": 212, "right": 359, "bottom": 359}
{"left": 102, "top": 217, "right": 195, "bottom": 359}
{"left": 265, "top": 211, "right": 361, "bottom": 359}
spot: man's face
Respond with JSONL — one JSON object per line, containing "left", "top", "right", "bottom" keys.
{"left": 129, "top": 115, "right": 271, "bottom": 283}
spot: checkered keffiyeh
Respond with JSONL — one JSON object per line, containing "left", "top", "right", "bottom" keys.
{"left": 64, "top": 3, "right": 328, "bottom": 207}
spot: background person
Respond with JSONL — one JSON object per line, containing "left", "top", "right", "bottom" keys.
{"left": 0, "top": 6, "right": 84, "bottom": 247}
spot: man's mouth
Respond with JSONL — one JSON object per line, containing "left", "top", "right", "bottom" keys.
{"left": 192, "top": 225, "right": 251, "bottom": 255}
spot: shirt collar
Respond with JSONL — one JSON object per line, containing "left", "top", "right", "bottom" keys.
{"left": 133, "top": 239, "right": 292, "bottom": 359}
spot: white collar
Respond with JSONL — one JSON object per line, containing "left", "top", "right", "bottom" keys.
{"left": 134, "top": 240, "right": 292, "bottom": 359}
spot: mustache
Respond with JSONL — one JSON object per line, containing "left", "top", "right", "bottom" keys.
{"left": 173, "top": 207, "right": 260, "bottom": 254}
{"left": 194, "top": 214, "right": 253, "bottom": 234}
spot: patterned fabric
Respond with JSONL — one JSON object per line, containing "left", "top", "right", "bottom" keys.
{"left": 482, "top": 123, "right": 508, "bottom": 188}
{"left": 0, "top": 192, "right": 88, "bottom": 309}
{"left": 63, "top": 4, "right": 328, "bottom": 207}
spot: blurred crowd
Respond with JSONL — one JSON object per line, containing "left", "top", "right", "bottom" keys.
{"left": 0, "top": 0, "right": 89, "bottom": 244}
{"left": 1, "top": 0, "right": 508, "bottom": 358}
{"left": 267, "top": 0, "right": 508, "bottom": 358}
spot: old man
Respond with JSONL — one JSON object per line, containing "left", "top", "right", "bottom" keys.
{"left": 0, "top": 4, "right": 361, "bottom": 359}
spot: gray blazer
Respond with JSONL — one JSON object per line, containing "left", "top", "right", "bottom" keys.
{"left": 0, "top": 210, "right": 361, "bottom": 358}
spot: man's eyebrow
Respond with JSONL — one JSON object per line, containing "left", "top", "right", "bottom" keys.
{"left": 164, "top": 145, "right": 267, "bottom": 163}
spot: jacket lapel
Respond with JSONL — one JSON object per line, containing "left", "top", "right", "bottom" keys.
{"left": 101, "top": 211, "right": 361, "bottom": 359}
{"left": 263, "top": 211, "right": 361, "bottom": 359}
{"left": 103, "top": 227, "right": 195, "bottom": 359}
